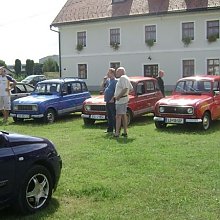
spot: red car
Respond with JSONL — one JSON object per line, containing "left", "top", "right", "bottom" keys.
{"left": 154, "top": 75, "right": 220, "bottom": 130}
{"left": 81, "top": 76, "right": 163, "bottom": 125}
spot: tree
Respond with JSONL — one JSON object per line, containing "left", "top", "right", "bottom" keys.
{"left": 33, "top": 63, "right": 43, "bottom": 74}
{"left": 25, "top": 59, "right": 34, "bottom": 75}
{"left": 42, "top": 58, "right": 59, "bottom": 73}
{"left": 14, "top": 59, "right": 22, "bottom": 76}
{"left": 0, "top": 59, "right": 6, "bottom": 67}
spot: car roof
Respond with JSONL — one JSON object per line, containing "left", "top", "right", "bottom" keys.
{"left": 38, "top": 77, "right": 85, "bottom": 84}
{"left": 178, "top": 75, "right": 220, "bottom": 82}
{"left": 128, "top": 76, "right": 157, "bottom": 82}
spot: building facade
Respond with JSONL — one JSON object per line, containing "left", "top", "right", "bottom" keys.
{"left": 51, "top": 0, "right": 220, "bottom": 91}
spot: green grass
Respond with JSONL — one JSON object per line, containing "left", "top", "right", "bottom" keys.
{"left": 1, "top": 114, "right": 220, "bottom": 220}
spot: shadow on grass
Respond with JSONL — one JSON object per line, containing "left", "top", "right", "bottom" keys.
{"left": 0, "top": 198, "right": 59, "bottom": 219}
{"left": 154, "top": 119, "right": 220, "bottom": 135}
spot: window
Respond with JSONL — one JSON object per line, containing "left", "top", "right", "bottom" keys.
{"left": 207, "top": 59, "right": 220, "bottom": 75}
{"left": 182, "top": 60, "right": 195, "bottom": 77}
{"left": 207, "top": 20, "right": 219, "bottom": 39}
{"left": 110, "top": 28, "right": 120, "bottom": 45}
{"left": 112, "top": 0, "right": 126, "bottom": 3}
{"left": 144, "top": 64, "right": 158, "bottom": 77}
{"left": 78, "top": 64, "right": 87, "bottom": 79}
{"left": 182, "top": 22, "right": 194, "bottom": 40}
{"left": 137, "top": 82, "right": 145, "bottom": 95}
{"left": 77, "top": 31, "right": 86, "bottom": 47}
{"left": 146, "top": 81, "right": 155, "bottom": 93}
{"left": 145, "top": 25, "right": 156, "bottom": 42}
{"left": 110, "top": 62, "right": 120, "bottom": 70}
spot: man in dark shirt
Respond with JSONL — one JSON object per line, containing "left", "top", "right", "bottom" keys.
{"left": 104, "top": 68, "right": 117, "bottom": 133}
{"left": 157, "top": 70, "right": 165, "bottom": 97}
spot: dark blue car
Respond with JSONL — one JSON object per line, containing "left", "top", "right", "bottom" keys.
{"left": 10, "top": 78, "right": 91, "bottom": 123}
{"left": 0, "top": 131, "right": 62, "bottom": 214}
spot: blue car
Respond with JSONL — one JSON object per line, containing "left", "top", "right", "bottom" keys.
{"left": 10, "top": 78, "right": 91, "bottom": 123}
{"left": 0, "top": 131, "right": 62, "bottom": 214}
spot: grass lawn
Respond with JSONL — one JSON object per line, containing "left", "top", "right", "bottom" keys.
{"left": 1, "top": 114, "right": 220, "bottom": 220}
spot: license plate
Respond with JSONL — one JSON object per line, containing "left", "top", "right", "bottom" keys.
{"left": 90, "top": 115, "right": 105, "bottom": 120}
{"left": 165, "top": 118, "right": 184, "bottom": 124}
{"left": 17, "top": 114, "right": 30, "bottom": 119}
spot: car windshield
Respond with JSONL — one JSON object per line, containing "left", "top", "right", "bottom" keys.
{"left": 34, "top": 83, "right": 60, "bottom": 95}
{"left": 175, "top": 80, "right": 211, "bottom": 93}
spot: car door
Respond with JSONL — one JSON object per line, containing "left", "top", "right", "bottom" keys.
{"left": 0, "top": 134, "right": 16, "bottom": 201}
{"left": 212, "top": 81, "right": 220, "bottom": 119}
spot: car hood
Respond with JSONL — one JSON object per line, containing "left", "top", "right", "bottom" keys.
{"left": 157, "top": 94, "right": 211, "bottom": 106}
{"left": 13, "top": 94, "right": 59, "bottom": 104}
{"left": 84, "top": 95, "right": 105, "bottom": 104}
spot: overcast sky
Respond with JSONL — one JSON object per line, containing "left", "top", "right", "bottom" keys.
{"left": 0, "top": 0, "right": 67, "bottom": 65}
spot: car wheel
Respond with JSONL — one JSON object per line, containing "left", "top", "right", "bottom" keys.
{"left": 155, "top": 121, "right": 167, "bottom": 129}
{"left": 200, "top": 112, "right": 211, "bottom": 130}
{"left": 44, "top": 109, "right": 56, "bottom": 123}
{"left": 13, "top": 117, "right": 24, "bottom": 123}
{"left": 83, "top": 118, "right": 95, "bottom": 125}
{"left": 16, "top": 165, "right": 53, "bottom": 214}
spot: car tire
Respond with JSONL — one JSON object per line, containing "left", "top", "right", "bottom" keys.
{"left": 83, "top": 118, "right": 95, "bottom": 125}
{"left": 16, "top": 165, "right": 53, "bottom": 214}
{"left": 126, "top": 110, "right": 133, "bottom": 126}
{"left": 44, "top": 109, "right": 56, "bottom": 123}
{"left": 155, "top": 121, "right": 167, "bottom": 129}
{"left": 200, "top": 112, "right": 211, "bottom": 130}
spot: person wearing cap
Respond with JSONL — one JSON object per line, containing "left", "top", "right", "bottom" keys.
{"left": 0, "top": 66, "right": 17, "bottom": 124}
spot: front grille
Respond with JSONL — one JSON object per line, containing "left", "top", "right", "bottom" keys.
{"left": 16, "top": 105, "right": 35, "bottom": 111}
{"left": 160, "top": 106, "right": 193, "bottom": 115}
{"left": 90, "top": 105, "right": 106, "bottom": 112}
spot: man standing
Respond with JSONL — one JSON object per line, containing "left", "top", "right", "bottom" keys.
{"left": 114, "top": 67, "right": 133, "bottom": 137}
{"left": 157, "top": 70, "right": 165, "bottom": 97}
{"left": 104, "top": 68, "right": 117, "bottom": 133}
{"left": 0, "top": 66, "right": 17, "bottom": 123}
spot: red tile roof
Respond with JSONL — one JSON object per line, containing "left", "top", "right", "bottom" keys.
{"left": 52, "top": 0, "right": 220, "bottom": 26}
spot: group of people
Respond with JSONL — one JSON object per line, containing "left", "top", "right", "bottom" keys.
{"left": 0, "top": 66, "right": 17, "bottom": 124}
{"left": 102, "top": 67, "right": 165, "bottom": 138}
{"left": 103, "top": 67, "right": 133, "bottom": 137}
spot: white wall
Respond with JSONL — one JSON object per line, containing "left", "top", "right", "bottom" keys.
{"left": 59, "top": 10, "right": 220, "bottom": 91}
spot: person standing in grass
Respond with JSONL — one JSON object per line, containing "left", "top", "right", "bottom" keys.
{"left": 104, "top": 68, "right": 117, "bottom": 133}
{"left": 156, "top": 70, "right": 165, "bottom": 97}
{"left": 114, "top": 67, "right": 133, "bottom": 138}
{"left": 0, "top": 66, "right": 17, "bottom": 124}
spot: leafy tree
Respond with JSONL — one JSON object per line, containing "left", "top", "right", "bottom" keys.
{"left": 14, "top": 59, "right": 22, "bottom": 76}
{"left": 0, "top": 59, "right": 6, "bottom": 67}
{"left": 34, "top": 63, "right": 43, "bottom": 74}
{"left": 25, "top": 59, "right": 34, "bottom": 75}
{"left": 43, "top": 58, "right": 59, "bottom": 73}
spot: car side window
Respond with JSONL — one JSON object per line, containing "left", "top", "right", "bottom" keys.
{"left": 146, "top": 81, "right": 155, "bottom": 93}
{"left": 136, "top": 82, "right": 145, "bottom": 95}
{"left": 81, "top": 82, "right": 88, "bottom": 92}
{"left": 72, "top": 82, "right": 82, "bottom": 93}
{"left": 213, "top": 81, "right": 220, "bottom": 91}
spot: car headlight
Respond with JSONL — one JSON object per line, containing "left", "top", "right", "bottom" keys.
{"left": 32, "top": 105, "right": 38, "bottom": 111}
{"left": 14, "top": 105, "right": 18, "bottom": 111}
{"left": 159, "top": 106, "right": 165, "bottom": 113}
{"left": 85, "top": 105, "right": 91, "bottom": 111}
{"left": 187, "top": 107, "right": 193, "bottom": 114}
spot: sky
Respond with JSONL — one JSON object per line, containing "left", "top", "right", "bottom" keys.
{"left": 0, "top": 0, "right": 67, "bottom": 65}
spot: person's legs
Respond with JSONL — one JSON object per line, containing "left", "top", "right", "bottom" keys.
{"left": 2, "top": 96, "right": 11, "bottom": 123}
{"left": 121, "top": 114, "right": 128, "bottom": 135}
{"left": 106, "top": 103, "right": 114, "bottom": 132}
{"left": 115, "top": 114, "right": 122, "bottom": 136}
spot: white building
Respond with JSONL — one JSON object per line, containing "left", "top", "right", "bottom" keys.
{"left": 51, "top": 0, "right": 220, "bottom": 91}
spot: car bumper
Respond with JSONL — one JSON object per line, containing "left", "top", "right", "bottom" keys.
{"left": 10, "top": 113, "right": 44, "bottom": 119}
{"left": 81, "top": 113, "right": 106, "bottom": 120}
{"left": 154, "top": 116, "right": 202, "bottom": 124}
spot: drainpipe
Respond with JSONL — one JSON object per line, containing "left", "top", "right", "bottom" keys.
{"left": 50, "top": 25, "right": 62, "bottom": 78}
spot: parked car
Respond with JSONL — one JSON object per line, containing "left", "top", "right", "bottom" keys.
{"left": 81, "top": 76, "right": 163, "bottom": 125}
{"left": 0, "top": 130, "right": 62, "bottom": 214}
{"left": 11, "top": 82, "right": 34, "bottom": 102}
{"left": 10, "top": 78, "right": 91, "bottom": 123}
{"left": 154, "top": 75, "right": 220, "bottom": 130}
{"left": 21, "top": 75, "right": 47, "bottom": 86}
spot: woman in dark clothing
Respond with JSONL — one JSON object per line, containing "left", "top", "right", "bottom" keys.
{"left": 157, "top": 70, "right": 165, "bottom": 97}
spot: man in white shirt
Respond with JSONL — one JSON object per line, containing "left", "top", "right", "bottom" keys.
{"left": 0, "top": 66, "right": 17, "bottom": 123}
{"left": 114, "top": 67, "right": 133, "bottom": 137}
